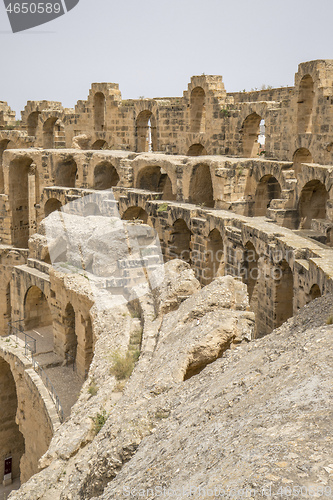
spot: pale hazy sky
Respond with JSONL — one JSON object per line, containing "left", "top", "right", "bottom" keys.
{"left": 0, "top": 0, "right": 332, "bottom": 117}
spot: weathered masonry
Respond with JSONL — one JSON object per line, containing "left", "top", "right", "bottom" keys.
{"left": 1, "top": 59, "right": 333, "bottom": 487}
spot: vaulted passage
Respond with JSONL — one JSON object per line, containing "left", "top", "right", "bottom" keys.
{"left": 298, "top": 180, "right": 328, "bottom": 229}
{"left": 136, "top": 166, "right": 175, "bottom": 200}
{"left": 190, "top": 87, "right": 206, "bottom": 133}
{"left": 91, "top": 140, "right": 108, "bottom": 150}
{"left": 93, "top": 161, "right": 119, "bottom": 190}
{"left": 136, "top": 110, "right": 157, "bottom": 152}
{"left": 307, "top": 283, "right": 321, "bottom": 303}
{"left": 122, "top": 206, "right": 148, "bottom": 224}
{"left": 189, "top": 164, "right": 214, "bottom": 208}
{"left": 43, "top": 117, "right": 58, "bottom": 148}
{"left": 254, "top": 175, "right": 282, "bottom": 216}
{"left": 45, "top": 198, "right": 62, "bottom": 217}
{"left": 27, "top": 111, "right": 40, "bottom": 137}
{"left": 241, "top": 112, "right": 262, "bottom": 157}
{"left": 24, "top": 286, "right": 52, "bottom": 331}
{"left": 169, "top": 219, "right": 192, "bottom": 263}
{"left": 54, "top": 157, "right": 77, "bottom": 187}
{"left": 9, "top": 157, "right": 33, "bottom": 248}
{"left": 0, "top": 357, "right": 25, "bottom": 484}
{"left": 94, "top": 92, "right": 106, "bottom": 131}
{"left": 187, "top": 143, "right": 207, "bottom": 156}
{"left": 203, "top": 229, "right": 224, "bottom": 285}
{"left": 297, "top": 75, "right": 314, "bottom": 134}
{"left": 274, "top": 260, "right": 294, "bottom": 328}
{"left": 293, "top": 148, "right": 313, "bottom": 174}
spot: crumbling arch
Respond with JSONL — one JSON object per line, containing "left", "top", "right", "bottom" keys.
{"left": 169, "top": 218, "right": 192, "bottom": 263}
{"left": 54, "top": 157, "right": 77, "bottom": 187}
{"left": 0, "top": 357, "right": 25, "bottom": 483}
{"left": 241, "top": 112, "right": 262, "bottom": 157}
{"left": 189, "top": 163, "right": 214, "bottom": 208}
{"left": 293, "top": 148, "right": 313, "bottom": 175}
{"left": 24, "top": 286, "right": 52, "bottom": 331}
{"left": 93, "top": 161, "right": 119, "bottom": 190}
{"left": 122, "top": 206, "right": 148, "bottom": 224}
{"left": 43, "top": 117, "right": 58, "bottom": 148}
{"left": 44, "top": 198, "right": 62, "bottom": 217}
{"left": 135, "top": 165, "right": 176, "bottom": 200}
{"left": 94, "top": 92, "right": 106, "bottom": 131}
{"left": 64, "top": 303, "right": 77, "bottom": 362}
{"left": 274, "top": 260, "right": 294, "bottom": 328}
{"left": 203, "top": 228, "right": 224, "bottom": 285}
{"left": 136, "top": 110, "right": 157, "bottom": 152}
{"left": 307, "top": 283, "right": 321, "bottom": 303}
{"left": 254, "top": 175, "right": 282, "bottom": 216}
{"left": 297, "top": 74, "right": 314, "bottom": 134}
{"left": 27, "top": 111, "right": 40, "bottom": 137}
{"left": 187, "top": 143, "right": 207, "bottom": 156}
{"left": 298, "top": 179, "right": 328, "bottom": 229}
{"left": 190, "top": 87, "right": 206, "bottom": 133}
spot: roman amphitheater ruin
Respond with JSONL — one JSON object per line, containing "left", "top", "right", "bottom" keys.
{"left": 0, "top": 58, "right": 333, "bottom": 494}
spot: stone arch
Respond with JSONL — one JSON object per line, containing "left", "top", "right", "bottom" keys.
{"left": 298, "top": 180, "right": 328, "bottom": 229}
{"left": 9, "top": 156, "right": 34, "bottom": 248}
{"left": 54, "top": 157, "right": 77, "bottom": 187}
{"left": 169, "top": 218, "right": 192, "bottom": 263}
{"left": 136, "top": 110, "right": 157, "bottom": 152}
{"left": 122, "top": 206, "right": 148, "bottom": 224}
{"left": 293, "top": 148, "right": 313, "bottom": 175}
{"left": 91, "top": 139, "right": 108, "bottom": 150}
{"left": 190, "top": 87, "right": 206, "bottom": 133}
{"left": 274, "top": 260, "right": 293, "bottom": 328}
{"left": 27, "top": 111, "right": 40, "bottom": 137}
{"left": 93, "top": 161, "right": 119, "bottom": 190}
{"left": 241, "top": 112, "right": 262, "bottom": 157}
{"left": 64, "top": 303, "right": 77, "bottom": 362}
{"left": 189, "top": 163, "right": 214, "bottom": 208}
{"left": 43, "top": 117, "right": 58, "bottom": 148}
{"left": 254, "top": 175, "right": 282, "bottom": 216}
{"left": 203, "top": 228, "right": 224, "bottom": 285}
{"left": 297, "top": 74, "right": 314, "bottom": 134}
{"left": 0, "top": 357, "right": 25, "bottom": 483}
{"left": 94, "top": 92, "right": 106, "bottom": 131}
{"left": 44, "top": 198, "right": 62, "bottom": 217}
{"left": 241, "top": 241, "right": 259, "bottom": 305}
{"left": 307, "top": 284, "right": 321, "bottom": 304}
{"left": 136, "top": 165, "right": 176, "bottom": 200}
{"left": 24, "top": 286, "right": 52, "bottom": 331}
{"left": 187, "top": 143, "right": 207, "bottom": 156}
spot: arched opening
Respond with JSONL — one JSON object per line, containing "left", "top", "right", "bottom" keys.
{"left": 189, "top": 164, "right": 214, "bottom": 208}
{"left": 258, "top": 119, "right": 265, "bottom": 154}
{"left": 187, "top": 143, "right": 207, "bottom": 156}
{"left": 0, "top": 357, "right": 25, "bottom": 484}
{"left": 93, "top": 161, "right": 119, "bottom": 190}
{"left": 43, "top": 117, "right": 58, "bottom": 149}
{"left": 54, "top": 120, "right": 65, "bottom": 148}
{"left": 54, "top": 157, "right": 77, "bottom": 187}
{"left": 136, "top": 110, "right": 157, "bottom": 152}
{"left": 169, "top": 219, "right": 192, "bottom": 263}
{"left": 91, "top": 139, "right": 108, "bottom": 150}
{"left": 82, "top": 202, "right": 101, "bottom": 216}
{"left": 298, "top": 180, "right": 328, "bottom": 229}
{"left": 94, "top": 92, "right": 106, "bottom": 131}
{"left": 241, "top": 242, "right": 259, "bottom": 305}
{"left": 136, "top": 166, "right": 176, "bottom": 200}
{"left": 9, "top": 156, "right": 33, "bottom": 248}
{"left": 122, "top": 207, "right": 148, "bottom": 224}
{"left": 292, "top": 148, "right": 313, "bottom": 175}
{"left": 307, "top": 284, "right": 321, "bottom": 304}
{"left": 203, "top": 229, "right": 224, "bottom": 285}
{"left": 27, "top": 111, "right": 40, "bottom": 137}
{"left": 190, "top": 87, "right": 206, "bottom": 133}
{"left": 297, "top": 75, "right": 314, "bottom": 134}
{"left": 254, "top": 175, "right": 282, "bottom": 216}
{"left": 64, "top": 303, "right": 77, "bottom": 362}
{"left": 24, "top": 286, "right": 52, "bottom": 331}
{"left": 44, "top": 198, "right": 62, "bottom": 217}
{"left": 241, "top": 112, "right": 262, "bottom": 157}
{"left": 274, "top": 260, "right": 293, "bottom": 328}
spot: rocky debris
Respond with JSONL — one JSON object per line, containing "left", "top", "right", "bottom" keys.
{"left": 8, "top": 267, "right": 333, "bottom": 500}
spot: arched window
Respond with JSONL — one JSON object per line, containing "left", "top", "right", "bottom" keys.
{"left": 94, "top": 92, "right": 106, "bottom": 131}
{"left": 190, "top": 87, "right": 206, "bottom": 133}
{"left": 241, "top": 112, "right": 262, "bottom": 157}
{"left": 136, "top": 110, "right": 157, "bottom": 152}
{"left": 27, "top": 111, "right": 40, "bottom": 137}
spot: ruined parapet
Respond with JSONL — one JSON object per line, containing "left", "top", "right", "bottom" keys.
{"left": 0, "top": 101, "right": 17, "bottom": 130}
